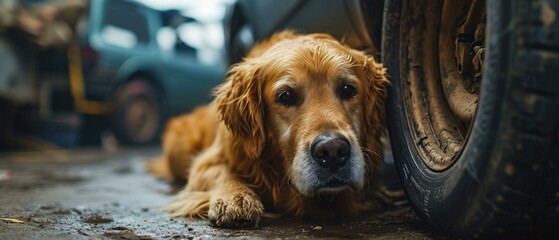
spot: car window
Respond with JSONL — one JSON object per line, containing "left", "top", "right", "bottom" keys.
{"left": 101, "top": 1, "right": 150, "bottom": 48}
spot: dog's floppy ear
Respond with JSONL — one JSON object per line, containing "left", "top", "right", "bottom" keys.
{"left": 214, "top": 60, "right": 265, "bottom": 159}
{"left": 350, "top": 50, "right": 390, "bottom": 165}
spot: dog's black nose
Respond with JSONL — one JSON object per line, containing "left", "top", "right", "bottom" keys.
{"left": 311, "top": 134, "right": 350, "bottom": 171}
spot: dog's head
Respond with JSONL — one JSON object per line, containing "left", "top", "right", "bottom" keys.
{"left": 216, "top": 32, "right": 389, "bottom": 196}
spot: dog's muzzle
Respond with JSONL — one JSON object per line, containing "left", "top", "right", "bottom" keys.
{"left": 308, "top": 133, "right": 359, "bottom": 191}
{"left": 291, "top": 132, "right": 365, "bottom": 195}
{"left": 311, "top": 134, "right": 350, "bottom": 172}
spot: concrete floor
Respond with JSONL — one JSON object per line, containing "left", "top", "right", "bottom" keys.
{"left": 0, "top": 148, "right": 448, "bottom": 239}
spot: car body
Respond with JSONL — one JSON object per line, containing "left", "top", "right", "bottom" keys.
{"left": 223, "top": 0, "right": 383, "bottom": 64}
{"left": 82, "top": 0, "right": 225, "bottom": 116}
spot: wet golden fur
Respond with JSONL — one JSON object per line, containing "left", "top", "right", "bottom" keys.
{"left": 149, "top": 31, "right": 390, "bottom": 227}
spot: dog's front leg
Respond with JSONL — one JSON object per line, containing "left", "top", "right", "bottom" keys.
{"left": 179, "top": 145, "right": 264, "bottom": 228}
{"left": 207, "top": 176, "right": 264, "bottom": 228}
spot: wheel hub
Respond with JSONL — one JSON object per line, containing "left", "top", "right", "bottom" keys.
{"left": 125, "top": 98, "right": 158, "bottom": 142}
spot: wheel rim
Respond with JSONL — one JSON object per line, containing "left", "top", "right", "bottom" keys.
{"left": 401, "top": 0, "right": 486, "bottom": 171}
{"left": 124, "top": 97, "right": 159, "bottom": 143}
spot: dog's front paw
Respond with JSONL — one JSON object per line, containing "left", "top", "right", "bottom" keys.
{"left": 208, "top": 192, "right": 264, "bottom": 228}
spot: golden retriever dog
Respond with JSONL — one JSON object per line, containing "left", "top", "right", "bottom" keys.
{"left": 149, "top": 31, "right": 390, "bottom": 228}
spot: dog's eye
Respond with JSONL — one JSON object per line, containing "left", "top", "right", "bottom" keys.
{"left": 339, "top": 83, "right": 357, "bottom": 100}
{"left": 276, "top": 90, "right": 298, "bottom": 106}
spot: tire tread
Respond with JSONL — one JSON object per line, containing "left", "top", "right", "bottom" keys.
{"left": 477, "top": 0, "right": 559, "bottom": 236}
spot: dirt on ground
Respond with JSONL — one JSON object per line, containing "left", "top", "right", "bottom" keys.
{"left": 0, "top": 148, "right": 448, "bottom": 239}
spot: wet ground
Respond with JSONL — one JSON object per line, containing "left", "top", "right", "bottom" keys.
{"left": 0, "top": 148, "right": 448, "bottom": 239}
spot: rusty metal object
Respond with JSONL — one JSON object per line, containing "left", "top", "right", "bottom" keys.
{"left": 472, "top": 48, "right": 484, "bottom": 73}
{"left": 0, "top": 1, "right": 17, "bottom": 30}
{"left": 454, "top": 0, "right": 485, "bottom": 76}
{"left": 0, "top": 0, "right": 87, "bottom": 48}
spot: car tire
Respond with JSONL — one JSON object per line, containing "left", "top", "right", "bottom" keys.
{"left": 111, "top": 80, "right": 164, "bottom": 145}
{"left": 382, "top": 0, "right": 559, "bottom": 238}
